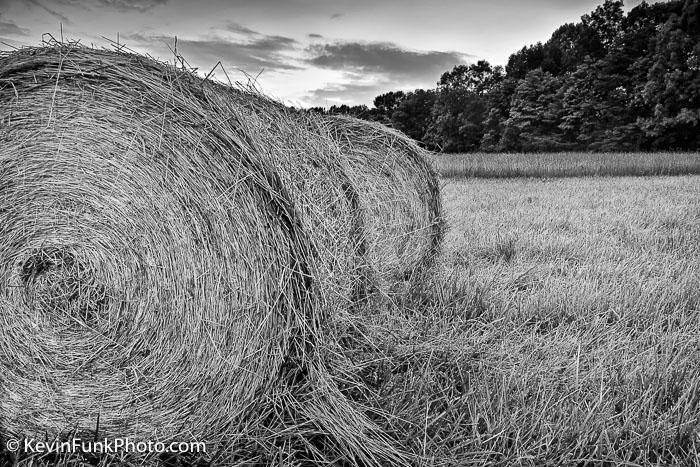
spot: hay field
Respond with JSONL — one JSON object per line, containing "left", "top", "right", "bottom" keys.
{"left": 340, "top": 174, "right": 700, "bottom": 465}
{"left": 432, "top": 152, "right": 700, "bottom": 179}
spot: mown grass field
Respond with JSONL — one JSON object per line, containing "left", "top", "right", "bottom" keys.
{"left": 431, "top": 152, "right": 700, "bottom": 179}
{"left": 340, "top": 173, "right": 700, "bottom": 465}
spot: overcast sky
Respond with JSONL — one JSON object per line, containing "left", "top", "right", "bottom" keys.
{"left": 0, "top": 0, "right": 649, "bottom": 107}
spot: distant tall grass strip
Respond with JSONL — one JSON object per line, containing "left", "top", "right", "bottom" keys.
{"left": 433, "top": 152, "right": 700, "bottom": 179}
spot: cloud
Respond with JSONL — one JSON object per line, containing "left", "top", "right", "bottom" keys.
{"left": 25, "top": 0, "right": 72, "bottom": 24}
{"left": 307, "top": 33, "right": 323, "bottom": 39}
{"left": 305, "top": 82, "right": 388, "bottom": 106}
{"left": 220, "top": 21, "right": 259, "bottom": 37}
{"left": 49, "top": 0, "right": 168, "bottom": 12}
{"left": 99, "top": 0, "right": 168, "bottom": 11}
{"left": 0, "top": 15, "right": 30, "bottom": 37}
{"left": 330, "top": 13, "right": 344, "bottom": 20}
{"left": 307, "top": 40, "right": 471, "bottom": 84}
{"left": 127, "top": 31, "right": 301, "bottom": 73}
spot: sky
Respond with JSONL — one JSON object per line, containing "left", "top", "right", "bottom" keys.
{"left": 0, "top": 0, "right": 651, "bottom": 107}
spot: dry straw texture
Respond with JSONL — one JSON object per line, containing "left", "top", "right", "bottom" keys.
{"left": 326, "top": 116, "right": 444, "bottom": 299}
{"left": 202, "top": 86, "right": 371, "bottom": 314}
{"left": 0, "top": 45, "right": 408, "bottom": 465}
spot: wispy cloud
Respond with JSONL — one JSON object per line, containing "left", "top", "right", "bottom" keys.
{"left": 329, "top": 13, "right": 344, "bottom": 20}
{"left": 220, "top": 21, "right": 259, "bottom": 37}
{"left": 95, "top": 0, "right": 168, "bottom": 12}
{"left": 303, "top": 39, "right": 473, "bottom": 106}
{"left": 0, "top": 15, "right": 30, "bottom": 37}
{"left": 25, "top": 0, "right": 72, "bottom": 24}
{"left": 49, "top": 0, "right": 168, "bottom": 12}
{"left": 307, "top": 40, "right": 471, "bottom": 84}
{"left": 305, "top": 82, "right": 388, "bottom": 106}
{"left": 127, "top": 31, "right": 301, "bottom": 73}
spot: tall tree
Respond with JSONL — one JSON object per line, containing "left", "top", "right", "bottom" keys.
{"left": 373, "top": 91, "right": 405, "bottom": 124}
{"left": 480, "top": 77, "right": 518, "bottom": 151}
{"left": 638, "top": 2, "right": 700, "bottom": 149}
{"left": 438, "top": 60, "right": 504, "bottom": 93}
{"left": 390, "top": 89, "right": 437, "bottom": 146}
{"left": 581, "top": 0, "right": 625, "bottom": 51}
{"left": 427, "top": 61, "right": 503, "bottom": 152}
{"left": 500, "top": 69, "right": 567, "bottom": 152}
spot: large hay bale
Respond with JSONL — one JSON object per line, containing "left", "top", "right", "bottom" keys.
{"left": 0, "top": 43, "right": 311, "bottom": 448}
{"left": 325, "top": 116, "right": 444, "bottom": 299}
{"left": 0, "top": 45, "right": 402, "bottom": 465}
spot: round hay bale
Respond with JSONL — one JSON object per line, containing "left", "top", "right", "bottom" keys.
{"left": 0, "top": 45, "right": 403, "bottom": 465}
{"left": 0, "top": 43, "right": 313, "bottom": 446}
{"left": 325, "top": 116, "right": 444, "bottom": 299}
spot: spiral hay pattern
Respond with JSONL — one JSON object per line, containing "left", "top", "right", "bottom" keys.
{"left": 326, "top": 116, "right": 444, "bottom": 298}
{"left": 0, "top": 44, "right": 322, "bottom": 446}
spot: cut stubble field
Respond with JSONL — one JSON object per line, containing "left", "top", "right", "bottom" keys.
{"left": 342, "top": 174, "right": 700, "bottom": 465}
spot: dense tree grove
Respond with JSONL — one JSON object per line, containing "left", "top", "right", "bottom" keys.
{"left": 310, "top": 0, "right": 700, "bottom": 152}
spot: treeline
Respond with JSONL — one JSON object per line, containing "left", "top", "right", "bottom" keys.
{"left": 309, "top": 0, "right": 700, "bottom": 152}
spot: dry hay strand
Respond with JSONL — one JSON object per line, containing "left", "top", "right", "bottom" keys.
{"left": 0, "top": 45, "right": 406, "bottom": 466}
{"left": 325, "top": 116, "right": 445, "bottom": 300}
{"left": 201, "top": 85, "right": 372, "bottom": 313}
